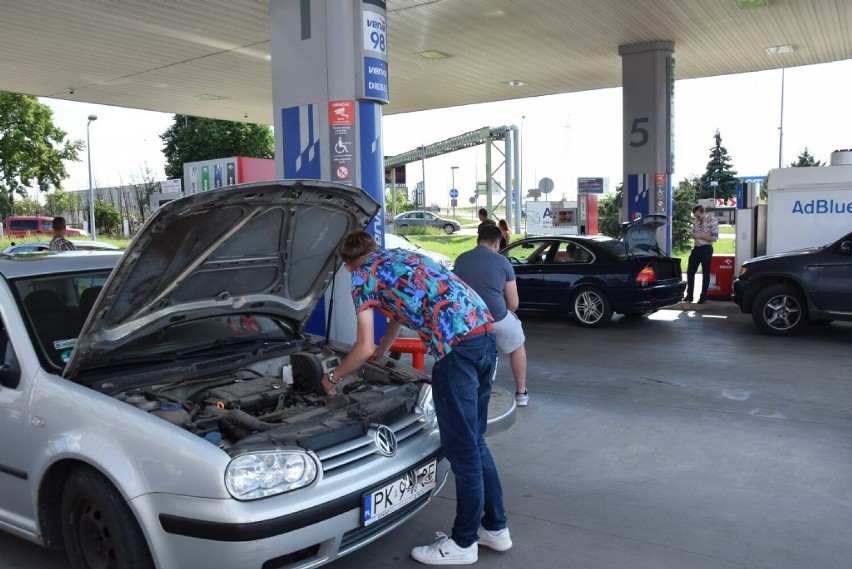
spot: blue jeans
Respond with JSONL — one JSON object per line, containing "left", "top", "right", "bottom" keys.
{"left": 686, "top": 244, "right": 713, "bottom": 300}
{"left": 431, "top": 332, "right": 505, "bottom": 548}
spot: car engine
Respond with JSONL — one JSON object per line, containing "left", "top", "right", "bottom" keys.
{"left": 113, "top": 345, "right": 425, "bottom": 454}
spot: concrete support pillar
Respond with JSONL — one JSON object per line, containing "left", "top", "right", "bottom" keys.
{"left": 619, "top": 41, "right": 675, "bottom": 253}
{"left": 270, "top": 0, "right": 388, "bottom": 343}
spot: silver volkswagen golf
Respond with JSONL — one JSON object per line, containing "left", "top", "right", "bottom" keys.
{"left": 0, "top": 181, "right": 447, "bottom": 569}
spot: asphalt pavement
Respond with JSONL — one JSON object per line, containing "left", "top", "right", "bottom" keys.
{"left": 2, "top": 298, "right": 850, "bottom": 569}
{"left": 332, "top": 299, "right": 852, "bottom": 569}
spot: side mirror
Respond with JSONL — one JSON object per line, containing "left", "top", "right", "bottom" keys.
{"left": 839, "top": 241, "right": 852, "bottom": 255}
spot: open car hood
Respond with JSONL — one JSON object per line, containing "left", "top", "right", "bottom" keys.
{"left": 65, "top": 180, "right": 379, "bottom": 377}
{"left": 621, "top": 214, "right": 667, "bottom": 253}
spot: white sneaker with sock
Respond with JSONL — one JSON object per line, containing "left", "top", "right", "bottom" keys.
{"left": 411, "top": 532, "right": 478, "bottom": 565}
{"left": 477, "top": 526, "right": 513, "bottom": 551}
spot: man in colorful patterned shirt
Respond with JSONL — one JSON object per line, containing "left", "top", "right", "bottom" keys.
{"left": 684, "top": 205, "right": 719, "bottom": 304}
{"left": 322, "top": 231, "right": 511, "bottom": 565}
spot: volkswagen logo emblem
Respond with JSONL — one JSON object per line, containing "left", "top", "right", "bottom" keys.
{"left": 370, "top": 424, "right": 398, "bottom": 457}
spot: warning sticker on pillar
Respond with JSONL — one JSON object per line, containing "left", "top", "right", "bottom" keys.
{"left": 654, "top": 173, "right": 667, "bottom": 214}
{"left": 329, "top": 100, "right": 356, "bottom": 185}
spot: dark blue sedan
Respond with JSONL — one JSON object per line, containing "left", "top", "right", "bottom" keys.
{"left": 500, "top": 215, "right": 685, "bottom": 327}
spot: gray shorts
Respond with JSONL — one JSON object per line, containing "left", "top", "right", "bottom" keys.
{"left": 493, "top": 311, "right": 525, "bottom": 354}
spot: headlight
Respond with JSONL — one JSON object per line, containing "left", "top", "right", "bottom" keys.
{"left": 739, "top": 266, "right": 748, "bottom": 277}
{"left": 225, "top": 451, "right": 318, "bottom": 500}
{"left": 416, "top": 384, "right": 438, "bottom": 429}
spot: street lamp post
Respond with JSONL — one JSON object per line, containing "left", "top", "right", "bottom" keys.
{"left": 450, "top": 166, "right": 458, "bottom": 216}
{"left": 86, "top": 114, "right": 98, "bottom": 240}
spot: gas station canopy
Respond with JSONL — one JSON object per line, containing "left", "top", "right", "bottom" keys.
{"left": 1, "top": 0, "right": 849, "bottom": 123}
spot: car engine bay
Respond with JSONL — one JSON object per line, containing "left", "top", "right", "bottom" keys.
{"left": 112, "top": 342, "right": 426, "bottom": 454}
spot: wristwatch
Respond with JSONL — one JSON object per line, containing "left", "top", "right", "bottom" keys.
{"left": 327, "top": 370, "right": 340, "bottom": 385}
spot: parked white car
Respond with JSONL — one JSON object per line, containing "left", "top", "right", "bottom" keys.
{"left": 2, "top": 240, "right": 122, "bottom": 254}
{"left": 0, "top": 181, "right": 448, "bottom": 569}
{"left": 384, "top": 232, "right": 454, "bottom": 270}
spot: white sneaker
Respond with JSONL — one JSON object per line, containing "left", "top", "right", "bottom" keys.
{"left": 477, "top": 526, "right": 513, "bottom": 551}
{"left": 515, "top": 390, "right": 529, "bottom": 406}
{"left": 411, "top": 532, "right": 478, "bottom": 565}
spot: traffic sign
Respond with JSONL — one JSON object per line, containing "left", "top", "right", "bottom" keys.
{"left": 538, "top": 177, "right": 555, "bottom": 194}
{"left": 449, "top": 188, "right": 458, "bottom": 198}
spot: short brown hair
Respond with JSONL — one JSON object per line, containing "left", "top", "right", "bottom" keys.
{"left": 339, "top": 231, "right": 378, "bottom": 264}
{"left": 692, "top": 205, "right": 705, "bottom": 214}
{"left": 52, "top": 216, "right": 67, "bottom": 231}
{"left": 477, "top": 223, "right": 502, "bottom": 246}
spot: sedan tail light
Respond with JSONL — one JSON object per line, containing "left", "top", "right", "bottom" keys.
{"left": 635, "top": 266, "right": 658, "bottom": 284}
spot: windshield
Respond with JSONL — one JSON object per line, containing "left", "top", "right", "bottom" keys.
{"left": 110, "top": 315, "right": 294, "bottom": 363}
{"left": 14, "top": 270, "right": 294, "bottom": 373}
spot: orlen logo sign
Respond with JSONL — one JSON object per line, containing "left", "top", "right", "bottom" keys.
{"left": 791, "top": 199, "right": 852, "bottom": 215}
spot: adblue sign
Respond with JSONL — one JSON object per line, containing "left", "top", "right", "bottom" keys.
{"left": 791, "top": 198, "right": 852, "bottom": 215}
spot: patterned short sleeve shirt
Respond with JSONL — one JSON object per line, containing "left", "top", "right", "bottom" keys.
{"left": 49, "top": 236, "right": 77, "bottom": 251}
{"left": 692, "top": 215, "right": 720, "bottom": 247}
{"left": 350, "top": 249, "right": 492, "bottom": 359}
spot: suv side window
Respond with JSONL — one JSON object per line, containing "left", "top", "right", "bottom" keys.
{"left": 10, "top": 219, "right": 39, "bottom": 232}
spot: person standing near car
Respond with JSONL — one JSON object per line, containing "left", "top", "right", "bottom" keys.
{"left": 684, "top": 205, "right": 718, "bottom": 304}
{"left": 455, "top": 224, "right": 529, "bottom": 406}
{"left": 48, "top": 217, "right": 77, "bottom": 251}
{"left": 478, "top": 208, "right": 496, "bottom": 233}
{"left": 497, "top": 219, "right": 511, "bottom": 250}
{"left": 324, "top": 230, "right": 512, "bottom": 565}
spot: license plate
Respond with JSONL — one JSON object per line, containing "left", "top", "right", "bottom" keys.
{"left": 362, "top": 459, "right": 437, "bottom": 526}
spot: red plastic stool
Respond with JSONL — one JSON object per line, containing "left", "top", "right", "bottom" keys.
{"left": 388, "top": 338, "right": 428, "bottom": 371}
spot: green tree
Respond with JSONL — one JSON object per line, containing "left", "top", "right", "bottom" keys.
{"left": 128, "top": 166, "right": 161, "bottom": 229}
{"left": 699, "top": 130, "right": 738, "bottom": 201}
{"left": 597, "top": 184, "right": 623, "bottom": 238}
{"left": 385, "top": 188, "right": 414, "bottom": 215}
{"left": 789, "top": 147, "right": 824, "bottom": 167}
{"left": 0, "top": 93, "right": 83, "bottom": 219}
{"left": 44, "top": 188, "right": 72, "bottom": 217}
{"left": 11, "top": 196, "right": 39, "bottom": 216}
{"left": 160, "top": 115, "right": 274, "bottom": 181}
{"left": 95, "top": 200, "right": 122, "bottom": 236}
{"left": 672, "top": 177, "right": 699, "bottom": 251}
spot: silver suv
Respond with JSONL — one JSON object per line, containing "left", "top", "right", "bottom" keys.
{"left": 0, "top": 181, "right": 447, "bottom": 569}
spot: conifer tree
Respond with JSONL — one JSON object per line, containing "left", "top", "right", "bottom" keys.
{"left": 699, "top": 130, "right": 738, "bottom": 201}
{"left": 789, "top": 147, "right": 824, "bottom": 167}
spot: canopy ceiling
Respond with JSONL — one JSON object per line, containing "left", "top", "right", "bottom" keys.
{"left": 1, "top": 0, "right": 849, "bottom": 123}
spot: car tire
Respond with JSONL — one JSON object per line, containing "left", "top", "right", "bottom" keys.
{"left": 571, "top": 286, "right": 613, "bottom": 327}
{"left": 62, "top": 467, "right": 155, "bottom": 569}
{"left": 442, "top": 224, "right": 455, "bottom": 234}
{"left": 751, "top": 283, "right": 808, "bottom": 336}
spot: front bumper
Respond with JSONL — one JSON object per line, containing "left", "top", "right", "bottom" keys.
{"left": 731, "top": 278, "right": 749, "bottom": 312}
{"left": 132, "top": 443, "right": 448, "bottom": 569}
